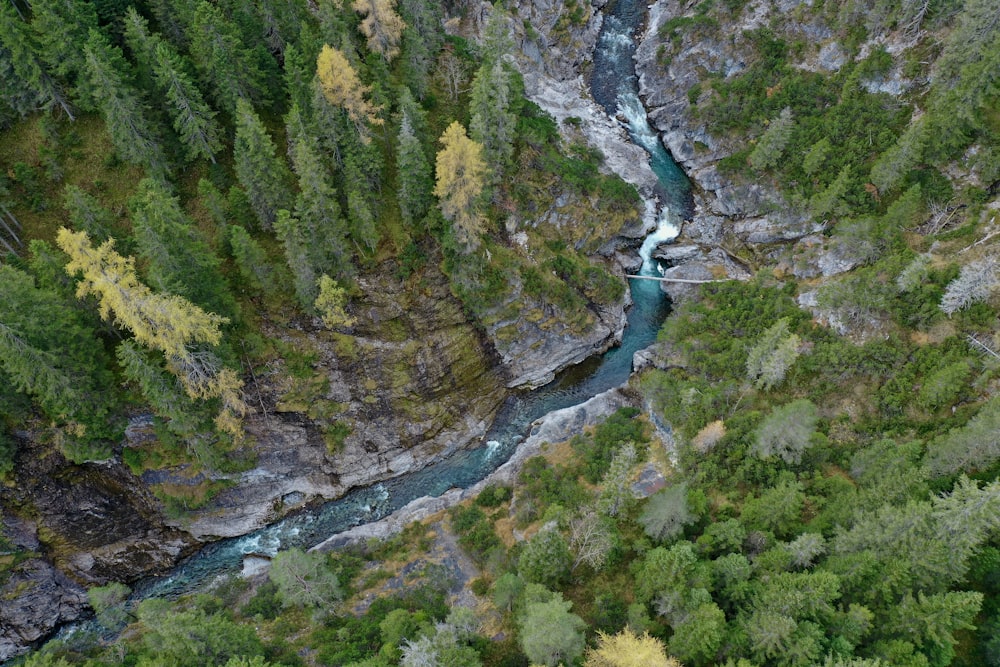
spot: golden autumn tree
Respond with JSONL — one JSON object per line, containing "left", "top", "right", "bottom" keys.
{"left": 352, "top": 0, "right": 405, "bottom": 61}
{"left": 585, "top": 628, "right": 682, "bottom": 667}
{"left": 316, "top": 44, "right": 383, "bottom": 140}
{"left": 56, "top": 228, "right": 248, "bottom": 439}
{"left": 434, "top": 121, "right": 488, "bottom": 251}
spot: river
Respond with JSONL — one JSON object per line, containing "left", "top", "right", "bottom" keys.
{"left": 128, "top": 0, "right": 690, "bottom": 602}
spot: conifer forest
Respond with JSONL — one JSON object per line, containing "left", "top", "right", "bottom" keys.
{"left": 1, "top": 0, "right": 1000, "bottom": 665}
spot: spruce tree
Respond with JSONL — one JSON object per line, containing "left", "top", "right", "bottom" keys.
{"left": 116, "top": 340, "right": 201, "bottom": 438}
{"left": 0, "top": 2, "right": 75, "bottom": 119}
{"left": 228, "top": 225, "right": 277, "bottom": 296}
{"left": 188, "top": 0, "right": 265, "bottom": 115}
{"left": 396, "top": 107, "right": 433, "bottom": 228}
{"left": 29, "top": 0, "right": 98, "bottom": 109}
{"left": 233, "top": 98, "right": 294, "bottom": 229}
{"left": 274, "top": 208, "right": 319, "bottom": 307}
{"left": 123, "top": 9, "right": 221, "bottom": 163}
{"left": 469, "top": 60, "right": 517, "bottom": 181}
{"left": 0, "top": 42, "right": 43, "bottom": 122}
{"left": 152, "top": 42, "right": 223, "bottom": 163}
{"left": 0, "top": 265, "right": 113, "bottom": 431}
{"left": 398, "top": 0, "right": 443, "bottom": 97}
{"left": 290, "top": 136, "right": 353, "bottom": 279}
{"left": 63, "top": 185, "right": 115, "bottom": 242}
{"left": 129, "top": 178, "right": 236, "bottom": 318}
{"left": 83, "top": 29, "right": 167, "bottom": 175}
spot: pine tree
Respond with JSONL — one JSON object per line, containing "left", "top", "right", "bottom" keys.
{"left": 0, "top": 2, "right": 75, "bottom": 119}
{"left": 129, "top": 178, "right": 235, "bottom": 318}
{"left": 29, "top": 0, "right": 98, "bottom": 108}
{"left": 188, "top": 0, "right": 265, "bottom": 115}
{"left": 316, "top": 44, "right": 384, "bottom": 140}
{"left": 434, "top": 122, "right": 487, "bottom": 250}
{"left": 352, "top": 0, "right": 406, "bottom": 61}
{"left": 83, "top": 29, "right": 167, "bottom": 175}
{"left": 233, "top": 98, "right": 294, "bottom": 229}
{"left": 469, "top": 60, "right": 517, "bottom": 180}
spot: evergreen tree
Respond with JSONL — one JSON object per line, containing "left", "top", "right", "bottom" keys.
{"left": 252, "top": 0, "right": 307, "bottom": 57}
{"left": 146, "top": 0, "right": 193, "bottom": 49}
{"left": 63, "top": 185, "right": 115, "bottom": 242}
{"left": 0, "top": 42, "right": 43, "bottom": 123}
{"left": 0, "top": 2, "right": 75, "bottom": 119}
{"left": 398, "top": 0, "right": 443, "bottom": 98}
{"left": 290, "top": 131, "right": 353, "bottom": 279}
{"left": 124, "top": 10, "right": 222, "bottom": 164}
{"left": 274, "top": 208, "right": 319, "bottom": 307}
{"left": 152, "top": 41, "right": 222, "bottom": 163}
{"left": 29, "top": 0, "right": 98, "bottom": 108}
{"left": 188, "top": 0, "right": 265, "bottom": 115}
{"left": 228, "top": 225, "right": 277, "bottom": 296}
{"left": 233, "top": 98, "right": 294, "bottom": 229}
{"left": 396, "top": 105, "right": 434, "bottom": 230}
{"left": 117, "top": 340, "right": 201, "bottom": 438}
{"left": 129, "top": 178, "right": 235, "bottom": 318}
{"left": 83, "top": 29, "right": 167, "bottom": 175}
{"left": 749, "top": 107, "right": 795, "bottom": 171}
{"left": 0, "top": 265, "right": 113, "bottom": 432}
{"left": 343, "top": 155, "right": 380, "bottom": 251}
{"left": 469, "top": 60, "right": 517, "bottom": 181}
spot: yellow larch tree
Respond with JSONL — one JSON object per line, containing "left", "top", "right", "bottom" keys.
{"left": 584, "top": 628, "right": 682, "bottom": 667}
{"left": 352, "top": 0, "right": 405, "bottom": 61}
{"left": 57, "top": 228, "right": 248, "bottom": 439}
{"left": 316, "top": 44, "right": 383, "bottom": 140}
{"left": 434, "top": 121, "right": 488, "bottom": 251}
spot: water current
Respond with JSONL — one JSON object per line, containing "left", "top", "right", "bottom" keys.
{"left": 130, "top": 0, "right": 690, "bottom": 603}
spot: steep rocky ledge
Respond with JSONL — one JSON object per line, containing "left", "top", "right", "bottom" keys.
{"left": 631, "top": 0, "right": 914, "bottom": 299}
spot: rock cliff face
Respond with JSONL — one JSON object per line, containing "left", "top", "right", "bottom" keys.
{"left": 507, "top": 0, "right": 664, "bottom": 236}
{"left": 174, "top": 265, "right": 507, "bottom": 539}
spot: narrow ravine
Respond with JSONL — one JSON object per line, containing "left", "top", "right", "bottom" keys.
{"left": 85, "top": 0, "right": 691, "bottom": 613}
